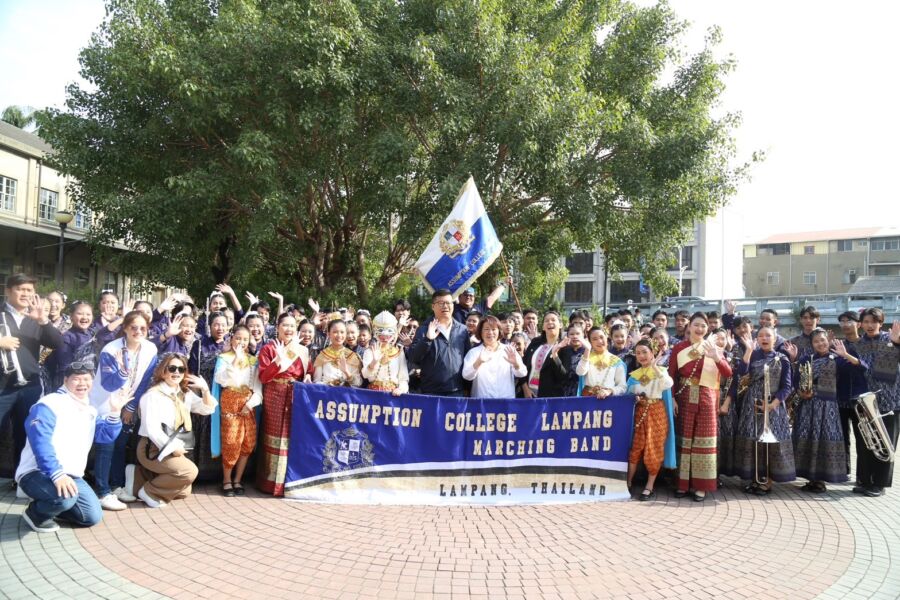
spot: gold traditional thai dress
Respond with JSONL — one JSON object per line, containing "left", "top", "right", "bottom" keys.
{"left": 313, "top": 346, "right": 363, "bottom": 387}
{"left": 362, "top": 344, "right": 409, "bottom": 393}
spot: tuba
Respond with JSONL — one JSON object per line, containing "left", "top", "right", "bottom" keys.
{"left": 854, "top": 391, "right": 896, "bottom": 463}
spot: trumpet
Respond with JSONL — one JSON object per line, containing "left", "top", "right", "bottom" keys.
{"left": 754, "top": 361, "right": 778, "bottom": 486}
{"left": 854, "top": 391, "right": 896, "bottom": 463}
{"left": 0, "top": 313, "right": 28, "bottom": 387}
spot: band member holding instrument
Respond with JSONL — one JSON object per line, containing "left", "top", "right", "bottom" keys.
{"left": 668, "top": 312, "right": 732, "bottom": 501}
{"left": 1, "top": 274, "right": 64, "bottom": 475}
{"left": 792, "top": 329, "right": 865, "bottom": 492}
{"left": 851, "top": 309, "right": 900, "bottom": 497}
{"left": 733, "top": 326, "right": 795, "bottom": 495}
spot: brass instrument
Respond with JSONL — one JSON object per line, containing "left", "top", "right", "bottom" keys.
{"left": 0, "top": 313, "right": 28, "bottom": 387}
{"left": 798, "top": 360, "right": 813, "bottom": 397}
{"left": 754, "top": 362, "right": 778, "bottom": 486}
{"left": 854, "top": 391, "right": 896, "bottom": 463}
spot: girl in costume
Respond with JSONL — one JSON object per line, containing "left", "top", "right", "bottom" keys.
{"left": 362, "top": 311, "right": 409, "bottom": 395}
{"left": 575, "top": 327, "right": 627, "bottom": 399}
{"left": 313, "top": 319, "right": 363, "bottom": 387}
{"left": 625, "top": 339, "right": 676, "bottom": 500}
{"left": 211, "top": 325, "right": 262, "bottom": 497}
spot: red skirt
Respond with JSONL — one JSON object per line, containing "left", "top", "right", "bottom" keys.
{"left": 257, "top": 381, "right": 294, "bottom": 496}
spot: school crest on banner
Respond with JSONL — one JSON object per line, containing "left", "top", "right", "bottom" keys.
{"left": 322, "top": 427, "right": 375, "bottom": 473}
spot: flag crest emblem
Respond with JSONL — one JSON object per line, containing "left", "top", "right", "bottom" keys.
{"left": 439, "top": 220, "right": 475, "bottom": 258}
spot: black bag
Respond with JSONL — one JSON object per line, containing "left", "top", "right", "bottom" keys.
{"left": 146, "top": 423, "right": 195, "bottom": 460}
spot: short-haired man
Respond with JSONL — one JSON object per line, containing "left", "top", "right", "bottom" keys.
{"left": 409, "top": 289, "right": 470, "bottom": 396}
{"left": 670, "top": 310, "right": 690, "bottom": 345}
{"left": 1, "top": 274, "right": 64, "bottom": 474}
{"left": 787, "top": 306, "right": 820, "bottom": 362}
{"left": 16, "top": 363, "right": 124, "bottom": 532}
{"left": 652, "top": 310, "right": 668, "bottom": 331}
{"left": 522, "top": 308, "right": 540, "bottom": 340}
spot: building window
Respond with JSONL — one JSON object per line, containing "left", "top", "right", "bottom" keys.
{"left": 0, "top": 175, "right": 16, "bottom": 212}
{"left": 872, "top": 266, "right": 900, "bottom": 276}
{"left": 565, "top": 252, "right": 594, "bottom": 275}
{"left": 0, "top": 258, "right": 11, "bottom": 304}
{"left": 609, "top": 280, "right": 641, "bottom": 304}
{"left": 843, "top": 269, "right": 857, "bottom": 284}
{"left": 678, "top": 279, "right": 693, "bottom": 297}
{"left": 803, "top": 245, "right": 815, "bottom": 255}
{"left": 39, "top": 189, "right": 59, "bottom": 221}
{"left": 103, "top": 271, "right": 119, "bottom": 294}
{"left": 836, "top": 240, "right": 854, "bottom": 252}
{"left": 75, "top": 266, "right": 90, "bottom": 287}
{"left": 871, "top": 238, "right": 900, "bottom": 251}
{"left": 35, "top": 262, "right": 55, "bottom": 286}
{"left": 803, "top": 271, "right": 817, "bottom": 285}
{"left": 74, "top": 206, "right": 93, "bottom": 229}
{"left": 766, "top": 271, "right": 780, "bottom": 285}
{"left": 757, "top": 243, "right": 790, "bottom": 256}
{"left": 564, "top": 281, "right": 593, "bottom": 304}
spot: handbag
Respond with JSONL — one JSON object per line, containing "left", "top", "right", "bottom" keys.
{"left": 146, "top": 423, "right": 196, "bottom": 460}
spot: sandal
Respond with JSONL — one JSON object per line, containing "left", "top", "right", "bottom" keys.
{"left": 233, "top": 482, "right": 245, "bottom": 496}
{"left": 222, "top": 482, "right": 235, "bottom": 498}
{"left": 639, "top": 489, "right": 655, "bottom": 501}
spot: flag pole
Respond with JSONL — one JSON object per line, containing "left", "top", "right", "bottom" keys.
{"left": 499, "top": 252, "right": 523, "bottom": 314}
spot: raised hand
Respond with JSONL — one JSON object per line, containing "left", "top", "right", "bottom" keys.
{"left": 186, "top": 374, "right": 209, "bottom": 392}
{"left": 216, "top": 283, "right": 235, "bottom": 297}
{"left": 398, "top": 315, "right": 409, "bottom": 328}
{"left": 525, "top": 321, "right": 538, "bottom": 338}
{"left": 426, "top": 320, "right": 439, "bottom": 341}
{"left": 108, "top": 388, "right": 133, "bottom": 414}
{"left": 244, "top": 291, "right": 260, "bottom": 306}
{"left": 308, "top": 298, "right": 320, "bottom": 314}
{"left": 268, "top": 291, "right": 283, "bottom": 302}
{"left": 504, "top": 344, "right": 520, "bottom": 366}
{"left": 724, "top": 299, "right": 736, "bottom": 314}
{"left": 166, "top": 314, "right": 184, "bottom": 337}
{"left": 891, "top": 320, "right": 900, "bottom": 344}
{"left": 398, "top": 331, "right": 412, "bottom": 347}
{"left": 782, "top": 340, "right": 798, "bottom": 362}
{"left": 831, "top": 339, "right": 848, "bottom": 358}
{"left": 158, "top": 296, "right": 177, "bottom": 313}
{"left": 122, "top": 299, "right": 136, "bottom": 315}
{"left": 27, "top": 294, "right": 46, "bottom": 322}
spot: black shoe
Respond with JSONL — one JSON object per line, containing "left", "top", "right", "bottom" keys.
{"left": 693, "top": 491, "right": 707, "bottom": 502}
{"left": 233, "top": 483, "right": 245, "bottom": 497}
{"left": 673, "top": 490, "right": 688, "bottom": 498}
{"left": 862, "top": 486, "right": 884, "bottom": 498}
{"left": 222, "top": 483, "right": 235, "bottom": 498}
{"left": 852, "top": 485, "right": 867, "bottom": 495}
{"left": 639, "top": 489, "right": 656, "bottom": 501}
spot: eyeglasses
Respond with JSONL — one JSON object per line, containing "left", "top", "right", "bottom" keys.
{"left": 166, "top": 365, "right": 187, "bottom": 374}
{"left": 433, "top": 301, "right": 453, "bottom": 307}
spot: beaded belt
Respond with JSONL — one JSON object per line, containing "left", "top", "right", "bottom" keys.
{"left": 638, "top": 397, "right": 662, "bottom": 405}
{"left": 369, "top": 380, "right": 397, "bottom": 391}
{"left": 582, "top": 386, "right": 603, "bottom": 396}
{"left": 270, "top": 378, "right": 297, "bottom": 385}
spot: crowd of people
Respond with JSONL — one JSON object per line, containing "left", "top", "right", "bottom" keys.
{"left": 1, "top": 272, "right": 898, "bottom": 533}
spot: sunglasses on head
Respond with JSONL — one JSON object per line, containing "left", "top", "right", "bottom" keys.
{"left": 166, "top": 365, "right": 187, "bottom": 374}
{"left": 70, "top": 360, "right": 95, "bottom": 371}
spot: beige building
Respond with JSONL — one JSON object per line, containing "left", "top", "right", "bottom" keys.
{"left": 0, "top": 121, "right": 170, "bottom": 304}
{"left": 742, "top": 227, "right": 900, "bottom": 297}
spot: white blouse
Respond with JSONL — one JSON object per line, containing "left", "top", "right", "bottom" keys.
{"left": 575, "top": 351, "right": 628, "bottom": 395}
{"left": 213, "top": 355, "right": 262, "bottom": 409}
{"left": 462, "top": 344, "right": 527, "bottom": 399}
{"left": 138, "top": 383, "right": 217, "bottom": 460}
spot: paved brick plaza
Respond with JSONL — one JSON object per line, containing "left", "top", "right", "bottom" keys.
{"left": 1, "top": 473, "right": 898, "bottom": 600}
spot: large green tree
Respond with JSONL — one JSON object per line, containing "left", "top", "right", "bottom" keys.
{"left": 42, "top": 0, "right": 746, "bottom": 303}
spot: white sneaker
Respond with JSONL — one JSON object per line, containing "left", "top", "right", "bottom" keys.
{"left": 137, "top": 486, "right": 164, "bottom": 509}
{"left": 99, "top": 493, "right": 127, "bottom": 511}
{"left": 112, "top": 487, "right": 137, "bottom": 503}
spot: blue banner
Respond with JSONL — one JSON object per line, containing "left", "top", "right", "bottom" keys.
{"left": 285, "top": 384, "right": 635, "bottom": 504}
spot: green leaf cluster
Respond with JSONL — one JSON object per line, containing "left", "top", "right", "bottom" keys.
{"left": 40, "top": 0, "right": 748, "bottom": 306}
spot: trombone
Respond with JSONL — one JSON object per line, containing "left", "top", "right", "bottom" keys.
{"left": 0, "top": 313, "right": 28, "bottom": 387}
{"left": 754, "top": 361, "right": 778, "bottom": 486}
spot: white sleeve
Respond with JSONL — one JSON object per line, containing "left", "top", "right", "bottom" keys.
{"left": 462, "top": 347, "right": 480, "bottom": 382}
{"left": 575, "top": 351, "right": 590, "bottom": 376}
{"left": 187, "top": 390, "right": 217, "bottom": 415}
{"left": 396, "top": 352, "right": 409, "bottom": 394}
{"left": 140, "top": 391, "right": 171, "bottom": 451}
{"left": 512, "top": 354, "right": 528, "bottom": 379}
{"left": 657, "top": 367, "right": 674, "bottom": 391}
{"left": 247, "top": 365, "right": 263, "bottom": 409}
{"left": 611, "top": 363, "right": 628, "bottom": 396}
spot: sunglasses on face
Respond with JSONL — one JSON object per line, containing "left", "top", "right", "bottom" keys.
{"left": 166, "top": 365, "right": 187, "bottom": 374}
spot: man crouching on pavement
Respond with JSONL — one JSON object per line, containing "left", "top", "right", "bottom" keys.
{"left": 16, "top": 361, "right": 124, "bottom": 533}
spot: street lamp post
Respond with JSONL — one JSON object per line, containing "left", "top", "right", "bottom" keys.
{"left": 54, "top": 210, "right": 74, "bottom": 286}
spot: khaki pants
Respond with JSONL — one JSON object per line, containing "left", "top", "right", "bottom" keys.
{"left": 134, "top": 437, "right": 199, "bottom": 502}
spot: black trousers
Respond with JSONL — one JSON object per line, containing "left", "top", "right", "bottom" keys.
{"left": 0, "top": 381, "right": 43, "bottom": 473}
{"left": 851, "top": 409, "right": 899, "bottom": 488}
{"left": 838, "top": 406, "right": 853, "bottom": 476}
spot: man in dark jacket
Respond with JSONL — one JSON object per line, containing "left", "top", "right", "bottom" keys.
{"left": 409, "top": 289, "right": 470, "bottom": 396}
{"left": 1, "top": 273, "right": 64, "bottom": 473}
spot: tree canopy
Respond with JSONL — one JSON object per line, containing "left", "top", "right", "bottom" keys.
{"left": 41, "top": 0, "right": 747, "bottom": 304}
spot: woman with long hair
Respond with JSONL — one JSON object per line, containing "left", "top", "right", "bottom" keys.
{"left": 256, "top": 313, "right": 311, "bottom": 495}
{"left": 131, "top": 353, "right": 216, "bottom": 507}
{"left": 575, "top": 327, "right": 627, "bottom": 399}
{"left": 188, "top": 310, "right": 230, "bottom": 481}
{"left": 88, "top": 311, "right": 158, "bottom": 511}
{"left": 522, "top": 311, "right": 568, "bottom": 398}
{"left": 668, "top": 312, "right": 732, "bottom": 501}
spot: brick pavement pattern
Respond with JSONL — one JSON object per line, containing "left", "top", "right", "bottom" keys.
{"left": 2, "top": 474, "right": 898, "bottom": 600}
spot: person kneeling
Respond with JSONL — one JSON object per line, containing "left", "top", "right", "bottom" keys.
{"left": 131, "top": 353, "right": 217, "bottom": 508}
{"left": 17, "top": 363, "right": 122, "bottom": 533}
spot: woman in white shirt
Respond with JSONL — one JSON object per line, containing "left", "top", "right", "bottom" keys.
{"left": 463, "top": 316, "right": 527, "bottom": 398}
{"left": 131, "top": 353, "right": 217, "bottom": 508}
{"left": 576, "top": 327, "right": 628, "bottom": 398}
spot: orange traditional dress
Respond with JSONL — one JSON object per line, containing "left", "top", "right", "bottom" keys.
{"left": 313, "top": 346, "right": 363, "bottom": 387}
{"left": 212, "top": 352, "right": 262, "bottom": 470}
{"left": 667, "top": 340, "right": 732, "bottom": 492}
{"left": 256, "top": 339, "right": 310, "bottom": 496}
